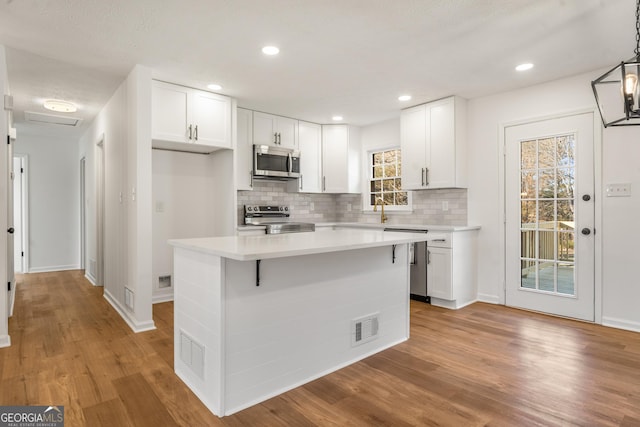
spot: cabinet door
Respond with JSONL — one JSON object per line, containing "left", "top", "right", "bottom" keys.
{"left": 152, "top": 82, "right": 189, "bottom": 143}
{"left": 253, "top": 112, "right": 278, "bottom": 146}
{"left": 276, "top": 116, "right": 298, "bottom": 149}
{"left": 400, "top": 104, "right": 427, "bottom": 190}
{"left": 296, "top": 121, "right": 322, "bottom": 192}
{"left": 191, "top": 90, "right": 231, "bottom": 148}
{"left": 427, "top": 247, "right": 453, "bottom": 300}
{"left": 236, "top": 108, "right": 253, "bottom": 190}
{"left": 427, "top": 98, "right": 455, "bottom": 188}
{"left": 322, "top": 125, "right": 349, "bottom": 193}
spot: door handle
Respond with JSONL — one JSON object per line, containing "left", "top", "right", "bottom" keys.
{"left": 582, "top": 194, "right": 591, "bottom": 201}
{"left": 581, "top": 228, "right": 591, "bottom": 235}
{"left": 7, "top": 227, "right": 14, "bottom": 234}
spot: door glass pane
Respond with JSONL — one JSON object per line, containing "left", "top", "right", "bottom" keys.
{"left": 538, "top": 169, "right": 555, "bottom": 198}
{"left": 521, "top": 201, "right": 536, "bottom": 224}
{"left": 538, "top": 138, "right": 556, "bottom": 168}
{"left": 521, "top": 171, "right": 536, "bottom": 199}
{"left": 521, "top": 260, "right": 536, "bottom": 289}
{"left": 539, "top": 231, "right": 555, "bottom": 260}
{"left": 538, "top": 262, "right": 556, "bottom": 292}
{"left": 557, "top": 232, "right": 574, "bottom": 262}
{"left": 538, "top": 201, "right": 555, "bottom": 228}
{"left": 519, "top": 133, "right": 576, "bottom": 296}
{"left": 521, "top": 230, "right": 536, "bottom": 258}
{"left": 557, "top": 168, "right": 574, "bottom": 198}
{"left": 521, "top": 140, "right": 537, "bottom": 169}
{"left": 557, "top": 263, "right": 575, "bottom": 295}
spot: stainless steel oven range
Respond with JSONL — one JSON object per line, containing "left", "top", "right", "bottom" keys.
{"left": 244, "top": 205, "right": 315, "bottom": 234}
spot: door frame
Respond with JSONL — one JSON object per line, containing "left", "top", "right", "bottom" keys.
{"left": 498, "top": 108, "right": 603, "bottom": 324}
{"left": 12, "top": 154, "right": 28, "bottom": 274}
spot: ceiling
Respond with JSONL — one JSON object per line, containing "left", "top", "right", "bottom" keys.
{"left": 0, "top": 0, "right": 634, "bottom": 138}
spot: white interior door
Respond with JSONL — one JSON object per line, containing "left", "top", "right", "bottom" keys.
{"left": 505, "top": 112, "right": 595, "bottom": 321}
{"left": 12, "top": 156, "right": 25, "bottom": 273}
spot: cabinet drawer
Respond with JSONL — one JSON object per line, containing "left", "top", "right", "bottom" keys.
{"left": 427, "top": 233, "right": 451, "bottom": 248}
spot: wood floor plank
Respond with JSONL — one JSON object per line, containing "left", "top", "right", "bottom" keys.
{"left": 2, "top": 270, "right": 640, "bottom": 425}
{"left": 112, "top": 373, "right": 178, "bottom": 427}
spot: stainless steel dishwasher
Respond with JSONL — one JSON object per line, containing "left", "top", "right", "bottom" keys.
{"left": 384, "top": 228, "right": 430, "bottom": 303}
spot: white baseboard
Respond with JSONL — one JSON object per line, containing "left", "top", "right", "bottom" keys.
{"left": 28, "top": 264, "right": 81, "bottom": 273}
{"left": 153, "top": 293, "right": 174, "bottom": 304}
{"left": 477, "top": 293, "right": 501, "bottom": 304}
{"left": 103, "top": 289, "right": 156, "bottom": 333}
{"left": 602, "top": 316, "right": 640, "bottom": 334}
{"left": 84, "top": 273, "right": 100, "bottom": 287}
{"left": 0, "top": 334, "right": 11, "bottom": 348}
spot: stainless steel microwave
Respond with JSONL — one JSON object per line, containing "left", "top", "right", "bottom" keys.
{"left": 253, "top": 145, "right": 301, "bottom": 179}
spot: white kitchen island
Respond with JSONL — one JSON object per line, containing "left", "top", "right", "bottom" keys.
{"left": 168, "top": 229, "right": 430, "bottom": 417}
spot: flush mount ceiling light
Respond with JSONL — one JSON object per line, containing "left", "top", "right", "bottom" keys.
{"left": 332, "top": 115, "right": 343, "bottom": 121}
{"left": 398, "top": 95, "right": 412, "bottom": 101}
{"left": 262, "top": 46, "right": 280, "bottom": 55}
{"left": 43, "top": 99, "right": 77, "bottom": 113}
{"left": 515, "top": 63, "right": 534, "bottom": 72}
{"left": 207, "top": 83, "right": 222, "bottom": 91}
{"left": 592, "top": 0, "right": 640, "bottom": 127}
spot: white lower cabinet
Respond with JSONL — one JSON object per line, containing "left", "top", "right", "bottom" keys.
{"left": 427, "top": 230, "right": 477, "bottom": 309}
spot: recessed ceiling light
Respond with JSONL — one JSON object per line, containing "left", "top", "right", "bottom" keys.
{"left": 515, "top": 63, "right": 534, "bottom": 72}
{"left": 207, "top": 83, "right": 222, "bottom": 91}
{"left": 262, "top": 46, "right": 280, "bottom": 55}
{"left": 398, "top": 95, "right": 412, "bottom": 101}
{"left": 43, "top": 99, "right": 77, "bottom": 113}
{"left": 332, "top": 115, "right": 343, "bottom": 121}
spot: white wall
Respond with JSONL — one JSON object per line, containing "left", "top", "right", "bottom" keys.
{"left": 79, "top": 65, "right": 154, "bottom": 332}
{"left": 467, "top": 69, "right": 640, "bottom": 331}
{"left": 15, "top": 133, "right": 80, "bottom": 272}
{"left": 152, "top": 148, "right": 234, "bottom": 302}
{"left": 0, "top": 45, "right": 10, "bottom": 347}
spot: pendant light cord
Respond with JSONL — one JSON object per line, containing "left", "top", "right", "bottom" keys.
{"left": 636, "top": 0, "right": 640, "bottom": 55}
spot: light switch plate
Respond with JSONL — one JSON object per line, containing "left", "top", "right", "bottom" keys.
{"left": 606, "top": 183, "right": 631, "bottom": 197}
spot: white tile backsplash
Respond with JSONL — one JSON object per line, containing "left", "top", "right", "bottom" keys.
{"left": 238, "top": 180, "right": 467, "bottom": 226}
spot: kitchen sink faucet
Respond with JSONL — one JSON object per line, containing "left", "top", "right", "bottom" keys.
{"left": 373, "top": 197, "right": 388, "bottom": 223}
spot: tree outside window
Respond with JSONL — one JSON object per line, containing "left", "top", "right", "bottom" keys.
{"left": 369, "top": 149, "right": 408, "bottom": 207}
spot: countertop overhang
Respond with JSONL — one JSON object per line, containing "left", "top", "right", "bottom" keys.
{"left": 169, "top": 229, "right": 437, "bottom": 261}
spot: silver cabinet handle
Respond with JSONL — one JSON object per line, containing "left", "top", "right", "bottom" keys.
{"left": 278, "top": 132, "right": 282, "bottom": 145}
{"left": 194, "top": 125, "right": 198, "bottom": 141}
{"left": 274, "top": 132, "right": 278, "bottom": 144}
{"left": 427, "top": 250, "right": 431, "bottom": 264}
{"left": 188, "top": 124, "right": 193, "bottom": 140}
{"left": 323, "top": 176, "right": 326, "bottom": 192}
{"left": 425, "top": 167, "right": 429, "bottom": 186}
{"left": 249, "top": 170, "right": 253, "bottom": 189}
{"left": 300, "top": 174, "right": 303, "bottom": 190}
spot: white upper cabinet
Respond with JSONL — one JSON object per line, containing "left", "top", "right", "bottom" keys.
{"left": 322, "top": 124, "right": 361, "bottom": 194}
{"left": 288, "top": 121, "right": 322, "bottom": 193}
{"left": 235, "top": 107, "right": 253, "bottom": 191}
{"left": 152, "top": 80, "right": 231, "bottom": 153}
{"left": 400, "top": 96, "right": 466, "bottom": 189}
{"left": 253, "top": 111, "right": 298, "bottom": 149}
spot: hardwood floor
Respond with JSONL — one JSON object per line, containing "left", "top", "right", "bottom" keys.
{"left": 2, "top": 271, "right": 640, "bottom": 426}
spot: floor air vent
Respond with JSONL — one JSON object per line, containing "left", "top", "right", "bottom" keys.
{"left": 352, "top": 313, "right": 380, "bottom": 346}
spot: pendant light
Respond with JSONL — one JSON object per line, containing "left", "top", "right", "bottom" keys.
{"left": 592, "top": 0, "right": 640, "bottom": 127}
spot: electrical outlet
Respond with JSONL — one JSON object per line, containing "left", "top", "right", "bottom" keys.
{"left": 155, "top": 201, "right": 164, "bottom": 213}
{"left": 606, "top": 183, "right": 631, "bottom": 197}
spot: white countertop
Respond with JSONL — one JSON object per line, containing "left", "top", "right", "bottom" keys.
{"left": 169, "top": 229, "right": 437, "bottom": 261}
{"left": 313, "top": 222, "right": 480, "bottom": 231}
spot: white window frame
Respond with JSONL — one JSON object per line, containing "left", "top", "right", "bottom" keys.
{"left": 362, "top": 146, "right": 412, "bottom": 213}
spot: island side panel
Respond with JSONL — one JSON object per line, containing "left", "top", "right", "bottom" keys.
{"left": 223, "top": 244, "right": 410, "bottom": 415}
{"left": 173, "top": 247, "right": 225, "bottom": 415}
